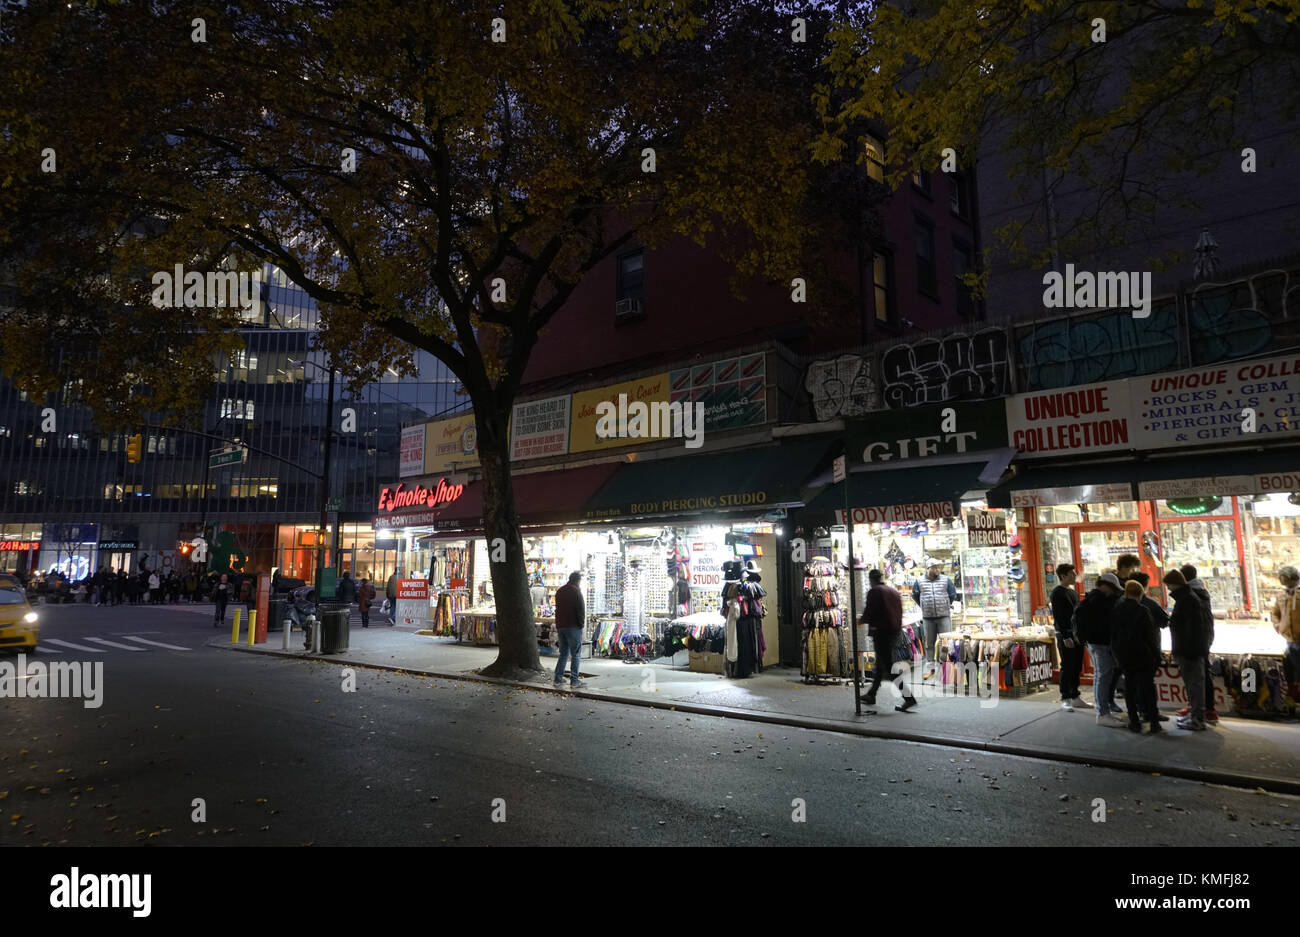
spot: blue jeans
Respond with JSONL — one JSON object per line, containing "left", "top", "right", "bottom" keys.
{"left": 921, "top": 616, "right": 950, "bottom": 657}
{"left": 554, "top": 627, "right": 583, "bottom": 685}
{"left": 1089, "top": 644, "right": 1116, "bottom": 716}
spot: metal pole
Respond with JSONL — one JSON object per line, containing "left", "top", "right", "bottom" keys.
{"left": 845, "top": 448, "right": 862, "bottom": 715}
{"left": 314, "top": 365, "right": 335, "bottom": 616}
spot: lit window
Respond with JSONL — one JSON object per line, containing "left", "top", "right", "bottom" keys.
{"left": 864, "top": 137, "right": 885, "bottom": 183}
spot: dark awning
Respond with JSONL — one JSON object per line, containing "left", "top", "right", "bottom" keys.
{"left": 799, "top": 459, "right": 1001, "bottom": 527}
{"left": 578, "top": 438, "right": 836, "bottom": 523}
{"left": 404, "top": 462, "right": 622, "bottom": 534}
{"left": 986, "top": 445, "right": 1300, "bottom": 508}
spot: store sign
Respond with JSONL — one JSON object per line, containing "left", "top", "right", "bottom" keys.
{"left": 1133, "top": 353, "right": 1300, "bottom": 450}
{"left": 569, "top": 372, "right": 671, "bottom": 453}
{"left": 669, "top": 352, "right": 768, "bottom": 434}
{"left": 396, "top": 579, "right": 429, "bottom": 600}
{"left": 834, "top": 502, "right": 957, "bottom": 524}
{"left": 1255, "top": 472, "right": 1300, "bottom": 493}
{"left": 1154, "top": 663, "right": 1229, "bottom": 711}
{"left": 399, "top": 425, "right": 426, "bottom": 478}
{"left": 613, "top": 491, "right": 771, "bottom": 517}
{"left": 688, "top": 541, "right": 726, "bottom": 590}
{"left": 424, "top": 415, "right": 479, "bottom": 473}
{"left": 1138, "top": 476, "right": 1255, "bottom": 500}
{"left": 1010, "top": 483, "right": 1134, "bottom": 507}
{"left": 965, "top": 510, "right": 1007, "bottom": 547}
{"left": 376, "top": 477, "right": 465, "bottom": 514}
{"left": 395, "top": 578, "right": 429, "bottom": 626}
{"left": 1005, "top": 382, "right": 1134, "bottom": 458}
{"left": 510, "top": 395, "right": 571, "bottom": 461}
{"left": 1024, "top": 642, "right": 1054, "bottom": 686}
{"left": 0, "top": 540, "right": 39, "bottom": 551}
{"left": 96, "top": 541, "right": 138, "bottom": 551}
{"left": 297, "top": 530, "right": 326, "bottom": 547}
{"left": 848, "top": 398, "right": 1007, "bottom": 463}
{"left": 374, "top": 510, "right": 448, "bottom": 530}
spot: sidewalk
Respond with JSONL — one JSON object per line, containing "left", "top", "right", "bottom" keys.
{"left": 214, "top": 622, "right": 1300, "bottom": 794}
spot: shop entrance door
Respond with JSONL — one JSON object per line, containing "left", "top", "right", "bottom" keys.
{"left": 1076, "top": 527, "right": 1141, "bottom": 592}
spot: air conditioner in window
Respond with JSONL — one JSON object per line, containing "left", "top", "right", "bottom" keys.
{"left": 614, "top": 298, "right": 644, "bottom": 322}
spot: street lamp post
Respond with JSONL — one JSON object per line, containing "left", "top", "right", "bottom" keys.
{"left": 316, "top": 364, "right": 335, "bottom": 614}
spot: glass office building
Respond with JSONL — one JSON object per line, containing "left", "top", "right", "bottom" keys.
{"left": 0, "top": 264, "right": 467, "bottom": 583}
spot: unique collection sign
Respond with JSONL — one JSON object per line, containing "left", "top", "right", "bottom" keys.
{"left": 1005, "top": 382, "right": 1134, "bottom": 458}
{"left": 510, "top": 395, "right": 571, "bottom": 461}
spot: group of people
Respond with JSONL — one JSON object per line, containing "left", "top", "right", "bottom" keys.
{"left": 18, "top": 566, "right": 249, "bottom": 608}
{"left": 1053, "top": 552, "right": 1218, "bottom": 733}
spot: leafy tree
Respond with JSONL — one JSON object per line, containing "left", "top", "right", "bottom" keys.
{"left": 1, "top": 0, "right": 867, "bottom": 677}
{"left": 817, "top": 0, "right": 1300, "bottom": 268}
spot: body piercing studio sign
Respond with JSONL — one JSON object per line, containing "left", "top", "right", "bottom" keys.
{"left": 966, "top": 510, "right": 1007, "bottom": 547}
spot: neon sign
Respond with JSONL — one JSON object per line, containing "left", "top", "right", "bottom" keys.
{"left": 0, "top": 541, "right": 38, "bottom": 551}
{"left": 377, "top": 478, "right": 464, "bottom": 514}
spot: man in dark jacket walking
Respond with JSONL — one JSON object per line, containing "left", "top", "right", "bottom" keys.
{"left": 1177, "top": 563, "right": 1218, "bottom": 723}
{"left": 1163, "top": 568, "right": 1213, "bottom": 730}
{"left": 861, "top": 569, "right": 917, "bottom": 712}
{"left": 1111, "top": 580, "right": 1162, "bottom": 733}
{"left": 1051, "top": 563, "right": 1087, "bottom": 711}
{"left": 1076, "top": 572, "right": 1125, "bottom": 726}
{"left": 357, "top": 578, "right": 376, "bottom": 628}
{"left": 553, "top": 572, "right": 586, "bottom": 689}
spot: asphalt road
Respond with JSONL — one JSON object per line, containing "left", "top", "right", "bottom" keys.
{"left": 3, "top": 603, "right": 1298, "bottom": 846}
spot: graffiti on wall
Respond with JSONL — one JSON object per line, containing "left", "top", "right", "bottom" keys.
{"left": 1015, "top": 300, "right": 1180, "bottom": 391}
{"left": 1187, "top": 268, "right": 1298, "bottom": 365}
{"left": 879, "top": 329, "right": 1011, "bottom": 408}
{"left": 805, "top": 353, "right": 881, "bottom": 421}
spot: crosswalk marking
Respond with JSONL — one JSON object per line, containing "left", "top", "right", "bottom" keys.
{"left": 43, "top": 638, "right": 105, "bottom": 653}
{"left": 84, "top": 636, "right": 147, "bottom": 651}
{"left": 121, "top": 635, "right": 191, "bottom": 651}
{"left": 31, "top": 644, "right": 62, "bottom": 652}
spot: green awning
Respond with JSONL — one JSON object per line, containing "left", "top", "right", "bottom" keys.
{"left": 986, "top": 445, "right": 1300, "bottom": 508}
{"left": 579, "top": 438, "right": 835, "bottom": 523}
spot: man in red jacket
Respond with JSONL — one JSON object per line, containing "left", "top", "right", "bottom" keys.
{"left": 553, "top": 572, "right": 587, "bottom": 689}
{"left": 861, "top": 569, "right": 917, "bottom": 712}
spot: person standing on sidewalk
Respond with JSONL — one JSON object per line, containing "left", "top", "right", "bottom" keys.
{"left": 1130, "top": 571, "right": 1170, "bottom": 724}
{"left": 1177, "top": 563, "right": 1218, "bottom": 723}
{"left": 1051, "top": 563, "right": 1088, "bottom": 711}
{"left": 1110, "top": 580, "right": 1162, "bottom": 734}
{"left": 553, "top": 572, "right": 586, "bottom": 689}
{"left": 357, "top": 577, "right": 376, "bottom": 628}
{"left": 1271, "top": 566, "right": 1300, "bottom": 694}
{"left": 912, "top": 559, "right": 957, "bottom": 663}
{"left": 1075, "top": 572, "right": 1124, "bottom": 726}
{"left": 1163, "top": 568, "right": 1213, "bottom": 730}
{"left": 212, "top": 573, "right": 231, "bottom": 629}
{"left": 861, "top": 568, "right": 917, "bottom": 712}
{"left": 385, "top": 569, "right": 399, "bottom": 625}
{"left": 1115, "top": 553, "right": 1142, "bottom": 584}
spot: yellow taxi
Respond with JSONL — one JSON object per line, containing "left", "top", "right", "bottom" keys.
{"left": 0, "top": 573, "right": 39, "bottom": 651}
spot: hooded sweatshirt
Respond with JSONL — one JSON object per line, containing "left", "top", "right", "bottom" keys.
{"left": 1110, "top": 597, "right": 1160, "bottom": 672}
{"left": 1167, "top": 584, "right": 1212, "bottom": 659}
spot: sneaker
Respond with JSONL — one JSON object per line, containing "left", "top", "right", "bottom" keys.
{"left": 1127, "top": 721, "right": 1142, "bottom": 733}
{"left": 859, "top": 693, "right": 877, "bottom": 705}
{"left": 1205, "top": 710, "right": 1220, "bottom": 723}
{"left": 570, "top": 680, "right": 588, "bottom": 689}
{"left": 895, "top": 698, "right": 918, "bottom": 713}
{"left": 1061, "top": 699, "right": 1075, "bottom": 711}
{"left": 1108, "top": 703, "right": 1123, "bottom": 715}
{"left": 1155, "top": 713, "right": 1170, "bottom": 722}
{"left": 1072, "top": 696, "right": 1091, "bottom": 709}
{"left": 553, "top": 680, "right": 564, "bottom": 687}
{"left": 1175, "top": 707, "right": 1191, "bottom": 716}
{"left": 1149, "top": 722, "right": 1163, "bottom": 734}
{"left": 1176, "top": 716, "right": 1207, "bottom": 731}
{"left": 1096, "top": 713, "right": 1127, "bottom": 728}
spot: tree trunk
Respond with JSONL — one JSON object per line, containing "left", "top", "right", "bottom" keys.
{"left": 475, "top": 406, "right": 543, "bottom": 679}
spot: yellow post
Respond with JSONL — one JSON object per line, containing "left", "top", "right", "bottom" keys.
{"left": 248, "top": 610, "right": 257, "bottom": 646}
{"left": 232, "top": 607, "right": 242, "bottom": 644}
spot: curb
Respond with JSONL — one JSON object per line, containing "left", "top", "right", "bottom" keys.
{"left": 218, "top": 640, "right": 1300, "bottom": 797}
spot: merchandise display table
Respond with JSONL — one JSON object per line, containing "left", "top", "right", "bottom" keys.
{"left": 935, "top": 629, "right": 1058, "bottom": 697}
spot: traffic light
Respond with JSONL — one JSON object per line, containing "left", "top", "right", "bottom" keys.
{"left": 178, "top": 541, "right": 192, "bottom": 557}
{"left": 126, "top": 434, "right": 143, "bottom": 463}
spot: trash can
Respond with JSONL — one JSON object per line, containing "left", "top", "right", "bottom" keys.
{"left": 320, "top": 604, "right": 351, "bottom": 654}
{"left": 267, "top": 598, "right": 288, "bottom": 632}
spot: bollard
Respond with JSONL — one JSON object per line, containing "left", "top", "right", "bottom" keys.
{"left": 282, "top": 616, "right": 291, "bottom": 651}
{"left": 231, "top": 608, "right": 242, "bottom": 644}
{"left": 311, "top": 615, "right": 322, "bottom": 654}
{"left": 248, "top": 610, "right": 257, "bottom": 646}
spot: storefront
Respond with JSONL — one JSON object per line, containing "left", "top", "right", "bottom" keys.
{"left": 0, "top": 524, "right": 41, "bottom": 576}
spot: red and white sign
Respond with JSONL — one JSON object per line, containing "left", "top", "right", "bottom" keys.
{"left": 1010, "top": 483, "right": 1133, "bottom": 507}
{"left": 0, "top": 541, "right": 39, "bottom": 551}
{"left": 1005, "top": 381, "right": 1134, "bottom": 458}
{"left": 834, "top": 502, "right": 956, "bottom": 525}
{"left": 377, "top": 477, "right": 464, "bottom": 514}
{"left": 1153, "top": 663, "right": 1229, "bottom": 712}
{"left": 399, "top": 425, "right": 426, "bottom": 478}
{"left": 689, "top": 541, "right": 725, "bottom": 590}
{"left": 397, "top": 579, "right": 429, "bottom": 600}
{"left": 832, "top": 455, "right": 846, "bottom": 483}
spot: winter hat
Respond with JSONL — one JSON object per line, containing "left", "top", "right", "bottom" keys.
{"left": 1097, "top": 572, "right": 1122, "bottom": 591}
{"left": 1123, "top": 580, "right": 1144, "bottom": 600}
{"left": 1161, "top": 569, "right": 1187, "bottom": 589}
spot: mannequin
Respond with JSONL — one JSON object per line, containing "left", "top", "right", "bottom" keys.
{"left": 725, "top": 559, "right": 766, "bottom": 678}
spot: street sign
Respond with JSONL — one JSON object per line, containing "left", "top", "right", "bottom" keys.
{"left": 326, "top": 497, "right": 343, "bottom": 512}
{"left": 208, "top": 447, "right": 247, "bottom": 469}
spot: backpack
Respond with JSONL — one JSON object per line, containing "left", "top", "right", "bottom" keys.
{"left": 1071, "top": 590, "right": 1111, "bottom": 644}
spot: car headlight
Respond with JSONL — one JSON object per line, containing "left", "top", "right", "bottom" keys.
{"left": 23, "top": 612, "right": 37, "bottom": 623}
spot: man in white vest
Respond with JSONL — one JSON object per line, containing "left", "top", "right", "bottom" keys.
{"left": 912, "top": 558, "right": 957, "bottom": 662}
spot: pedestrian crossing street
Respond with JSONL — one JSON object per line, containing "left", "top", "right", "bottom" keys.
{"left": 35, "top": 634, "right": 196, "bottom": 654}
